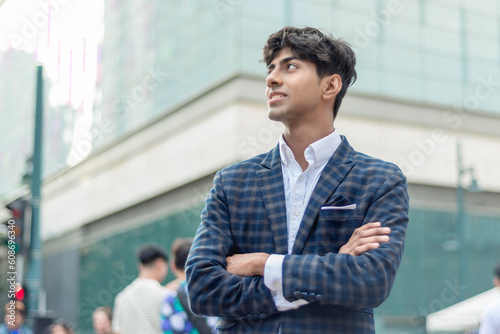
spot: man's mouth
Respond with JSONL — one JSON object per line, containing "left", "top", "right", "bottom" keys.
{"left": 269, "top": 92, "right": 287, "bottom": 103}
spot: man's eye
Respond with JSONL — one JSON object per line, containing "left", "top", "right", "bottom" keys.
{"left": 287, "top": 64, "right": 297, "bottom": 70}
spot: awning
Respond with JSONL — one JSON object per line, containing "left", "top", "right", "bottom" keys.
{"left": 426, "top": 288, "right": 500, "bottom": 333}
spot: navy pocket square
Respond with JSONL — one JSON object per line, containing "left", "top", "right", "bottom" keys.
{"left": 324, "top": 194, "right": 352, "bottom": 207}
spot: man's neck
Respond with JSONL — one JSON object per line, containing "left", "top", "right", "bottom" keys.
{"left": 283, "top": 123, "right": 334, "bottom": 171}
{"left": 138, "top": 272, "right": 160, "bottom": 283}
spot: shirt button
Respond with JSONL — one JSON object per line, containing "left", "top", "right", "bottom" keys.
{"left": 275, "top": 282, "right": 282, "bottom": 290}
{"left": 294, "top": 210, "right": 299, "bottom": 216}
{"left": 298, "top": 176, "right": 303, "bottom": 182}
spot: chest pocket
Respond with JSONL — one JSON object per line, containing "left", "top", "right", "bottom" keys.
{"left": 315, "top": 208, "right": 363, "bottom": 253}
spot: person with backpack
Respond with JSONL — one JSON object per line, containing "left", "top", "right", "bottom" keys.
{"left": 161, "top": 238, "right": 217, "bottom": 334}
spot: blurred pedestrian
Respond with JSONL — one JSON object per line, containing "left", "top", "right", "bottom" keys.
{"left": 479, "top": 261, "right": 500, "bottom": 334}
{"left": 0, "top": 300, "right": 33, "bottom": 334}
{"left": 161, "top": 238, "right": 217, "bottom": 334}
{"left": 43, "top": 319, "right": 75, "bottom": 334}
{"left": 92, "top": 306, "right": 112, "bottom": 334}
{"left": 112, "top": 243, "right": 169, "bottom": 334}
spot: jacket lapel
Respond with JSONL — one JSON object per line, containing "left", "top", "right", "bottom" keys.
{"left": 291, "top": 137, "right": 355, "bottom": 255}
{"left": 256, "top": 145, "right": 288, "bottom": 255}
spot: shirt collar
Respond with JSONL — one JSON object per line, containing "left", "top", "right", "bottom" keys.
{"left": 279, "top": 129, "right": 342, "bottom": 169}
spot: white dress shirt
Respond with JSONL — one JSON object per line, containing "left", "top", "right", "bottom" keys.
{"left": 263, "top": 130, "right": 342, "bottom": 311}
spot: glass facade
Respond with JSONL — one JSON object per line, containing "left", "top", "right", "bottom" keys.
{"left": 1, "top": 0, "right": 499, "bottom": 197}
{"left": 0, "top": 50, "right": 37, "bottom": 196}
{"left": 0, "top": 50, "right": 73, "bottom": 198}
{"left": 93, "top": 0, "right": 500, "bottom": 151}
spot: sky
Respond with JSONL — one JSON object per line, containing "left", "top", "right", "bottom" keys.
{"left": 0, "top": 0, "right": 104, "bottom": 101}
{"left": 0, "top": 0, "right": 105, "bottom": 165}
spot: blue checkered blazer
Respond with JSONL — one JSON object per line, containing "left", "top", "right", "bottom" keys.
{"left": 186, "top": 136, "right": 409, "bottom": 333}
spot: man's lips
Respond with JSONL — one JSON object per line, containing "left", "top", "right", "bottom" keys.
{"left": 268, "top": 91, "right": 287, "bottom": 104}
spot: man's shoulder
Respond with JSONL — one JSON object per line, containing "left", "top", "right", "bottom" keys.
{"left": 23, "top": 326, "right": 34, "bottom": 334}
{"left": 219, "top": 151, "right": 270, "bottom": 175}
{"left": 484, "top": 297, "right": 500, "bottom": 314}
{"left": 351, "top": 148, "right": 404, "bottom": 178}
{"left": 121, "top": 278, "right": 165, "bottom": 294}
{"left": 0, "top": 324, "right": 34, "bottom": 334}
{"left": 114, "top": 278, "right": 139, "bottom": 300}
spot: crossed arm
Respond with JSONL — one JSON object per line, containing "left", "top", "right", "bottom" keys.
{"left": 226, "top": 222, "right": 391, "bottom": 277}
{"left": 186, "top": 169, "right": 408, "bottom": 319}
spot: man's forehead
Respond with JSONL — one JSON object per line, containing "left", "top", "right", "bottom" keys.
{"left": 268, "top": 48, "right": 304, "bottom": 65}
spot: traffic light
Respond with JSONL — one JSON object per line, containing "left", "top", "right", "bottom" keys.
{"left": 15, "top": 283, "right": 25, "bottom": 301}
{"left": 5, "top": 199, "right": 27, "bottom": 254}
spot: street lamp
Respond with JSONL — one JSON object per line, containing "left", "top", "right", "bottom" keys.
{"left": 456, "top": 141, "right": 480, "bottom": 300}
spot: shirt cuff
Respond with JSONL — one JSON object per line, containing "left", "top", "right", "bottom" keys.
{"left": 264, "top": 254, "right": 309, "bottom": 311}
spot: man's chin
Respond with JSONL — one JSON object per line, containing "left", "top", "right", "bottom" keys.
{"left": 268, "top": 110, "right": 283, "bottom": 122}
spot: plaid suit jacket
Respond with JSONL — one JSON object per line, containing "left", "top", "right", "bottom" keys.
{"left": 186, "top": 136, "right": 409, "bottom": 333}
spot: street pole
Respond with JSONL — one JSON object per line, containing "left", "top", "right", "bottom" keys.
{"left": 26, "top": 65, "right": 44, "bottom": 315}
{"left": 456, "top": 141, "right": 466, "bottom": 300}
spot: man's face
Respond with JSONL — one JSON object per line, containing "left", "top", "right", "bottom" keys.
{"left": 156, "top": 259, "right": 168, "bottom": 283}
{"left": 5, "top": 311, "right": 23, "bottom": 329}
{"left": 265, "top": 47, "right": 327, "bottom": 126}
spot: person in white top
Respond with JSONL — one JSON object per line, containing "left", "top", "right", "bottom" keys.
{"left": 479, "top": 262, "right": 500, "bottom": 334}
{"left": 112, "top": 243, "right": 169, "bottom": 334}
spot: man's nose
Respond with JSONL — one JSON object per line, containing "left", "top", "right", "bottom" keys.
{"left": 266, "top": 70, "right": 282, "bottom": 87}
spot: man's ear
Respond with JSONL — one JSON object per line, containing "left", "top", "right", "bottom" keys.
{"left": 494, "top": 276, "right": 500, "bottom": 287}
{"left": 322, "top": 74, "right": 342, "bottom": 101}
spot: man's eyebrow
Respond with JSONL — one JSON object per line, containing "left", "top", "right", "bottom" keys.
{"left": 267, "top": 56, "right": 301, "bottom": 69}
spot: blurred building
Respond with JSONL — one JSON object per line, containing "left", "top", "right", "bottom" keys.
{"left": 1, "top": 1, "right": 500, "bottom": 333}
{"left": 0, "top": 49, "right": 75, "bottom": 198}
{"left": 0, "top": 49, "right": 38, "bottom": 195}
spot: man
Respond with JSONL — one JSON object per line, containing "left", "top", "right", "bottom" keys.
{"left": 186, "top": 26, "right": 409, "bottom": 333}
{"left": 161, "top": 238, "right": 217, "bottom": 334}
{"left": 479, "top": 261, "right": 500, "bottom": 333}
{"left": 113, "top": 243, "right": 169, "bottom": 334}
{"left": 0, "top": 300, "right": 33, "bottom": 334}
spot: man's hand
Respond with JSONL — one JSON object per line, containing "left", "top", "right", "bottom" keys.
{"left": 226, "top": 252, "right": 270, "bottom": 277}
{"left": 339, "top": 222, "right": 390, "bottom": 256}
{"left": 226, "top": 223, "right": 389, "bottom": 275}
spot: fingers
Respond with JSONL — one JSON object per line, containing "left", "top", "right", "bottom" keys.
{"left": 340, "top": 222, "right": 392, "bottom": 256}
{"left": 348, "top": 234, "right": 389, "bottom": 255}
{"left": 351, "top": 242, "right": 380, "bottom": 256}
{"left": 356, "top": 222, "right": 391, "bottom": 234}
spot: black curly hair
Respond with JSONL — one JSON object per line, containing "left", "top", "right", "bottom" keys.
{"left": 263, "top": 26, "right": 357, "bottom": 119}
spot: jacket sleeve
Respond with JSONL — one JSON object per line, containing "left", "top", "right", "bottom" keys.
{"left": 185, "top": 171, "right": 279, "bottom": 320}
{"left": 281, "top": 170, "right": 409, "bottom": 308}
